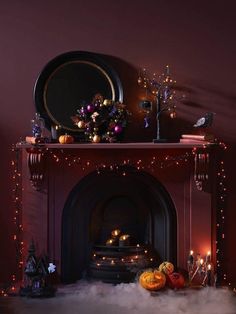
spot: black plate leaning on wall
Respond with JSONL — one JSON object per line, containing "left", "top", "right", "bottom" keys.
{"left": 34, "top": 51, "right": 123, "bottom": 137}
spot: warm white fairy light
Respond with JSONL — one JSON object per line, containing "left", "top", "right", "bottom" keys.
{"left": 5, "top": 141, "right": 231, "bottom": 296}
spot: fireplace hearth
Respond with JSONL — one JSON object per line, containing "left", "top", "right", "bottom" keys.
{"left": 89, "top": 244, "right": 157, "bottom": 283}
{"left": 18, "top": 142, "right": 218, "bottom": 284}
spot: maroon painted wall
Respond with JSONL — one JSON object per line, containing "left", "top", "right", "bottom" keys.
{"left": 0, "top": 1, "right": 235, "bottom": 285}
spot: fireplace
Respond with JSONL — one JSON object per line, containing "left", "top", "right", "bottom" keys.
{"left": 61, "top": 167, "right": 177, "bottom": 283}
{"left": 18, "top": 142, "right": 217, "bottom": 284}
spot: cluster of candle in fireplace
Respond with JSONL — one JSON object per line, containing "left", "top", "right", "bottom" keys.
{"left": 187, "top": 250, "right": 214, "bottom": 286}
{"left": 90, "top": 229, "right": 157, "bottom": 269}
{"left": 106, "top": 229, "right": 131, "bottom": 247}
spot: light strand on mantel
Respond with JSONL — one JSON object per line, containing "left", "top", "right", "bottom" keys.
{"left": 47, "top": 149, "right": 192, "bottom": 173}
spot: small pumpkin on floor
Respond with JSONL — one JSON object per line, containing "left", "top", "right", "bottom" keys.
{"left": 139, "top": 269, "right": 166, "bottom": 291}
{"left": 158, "top": 261, "right": 174, "bottom": 275}
{"left": 166, "top": 272, "right": 185, "bottom": 289}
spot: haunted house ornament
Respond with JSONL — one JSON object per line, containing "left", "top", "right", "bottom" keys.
{"left": 20, "top": 241, "right": 56, "bottom": 297}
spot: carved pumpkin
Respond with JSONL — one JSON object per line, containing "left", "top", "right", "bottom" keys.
{"left": 166, "top": 272, "right": 185, "bottom": 289}
{"left": 139, "top": 269, "right": 166, "bottom": 291}
{"left": 59, "top": 134, "right": 74, "bottom": 144}
{"left": 159, "top": 261, "right": 174, "bottom": 275}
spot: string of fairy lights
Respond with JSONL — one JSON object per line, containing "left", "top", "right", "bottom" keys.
{"left": 1, "top": 142, "right": 232, "bottom": 297}
{"left": 47, "top": 148, "right": 192, "bottom": 174}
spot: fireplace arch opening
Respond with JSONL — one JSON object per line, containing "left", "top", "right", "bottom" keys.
{"left": 61, "top": 167, "right": 177, "bottom": 283}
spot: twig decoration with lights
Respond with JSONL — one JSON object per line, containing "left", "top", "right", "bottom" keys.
{"left": 138, "top": 66, "right": 181, "bottom": 142}
{"left": 71, "top": 93, "right": 131, "bottom": 143}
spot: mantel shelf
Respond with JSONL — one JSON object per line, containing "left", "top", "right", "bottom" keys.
{"left": 16, "top": 141, "right": 212, "bottom": 150}
{"left": 17, "top": 141, "right": 216, "bottom": 193}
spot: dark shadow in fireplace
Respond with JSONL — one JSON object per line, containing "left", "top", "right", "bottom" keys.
{"left": 61, "top": 167, "right": 177, "bottom": 283}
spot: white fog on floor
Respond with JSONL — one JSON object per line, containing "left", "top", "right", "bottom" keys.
{"left": 7, "top": 281, "right": 236, "bottom": 314}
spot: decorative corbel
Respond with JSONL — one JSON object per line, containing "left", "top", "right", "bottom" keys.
{"left": 194, "top": 148, "right": 210, "bottom": 191}
{"left": 26, "top": 147, "right": 46, "bottom": 190}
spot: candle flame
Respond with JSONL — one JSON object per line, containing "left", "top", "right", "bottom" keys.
{"left": 112, "top": 229, "right": 121, "bottom": 237}
{"left": 120, "top": 234, "right": 130, "bottom": 240}
{"left": 200, "top": 258, "right": 204, "bottom": 265}
{"left": 208, "top": 264, "right": 211, "bottom": 270}
{"left": 207, "top": 251, "right": 211, "bottom": 256}
{"left": 190, "top": 250, "right": 194, "bottom": 255}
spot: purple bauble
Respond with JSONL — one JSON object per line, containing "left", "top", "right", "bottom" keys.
{"left": 114, "top": 125, "right": 123, "bottom": 134}
{"left": 78, "top": 107, "right": 87, "bottom": 116}
{"left": 87, "top": 104, "right": 95, "bottom": 112}
{"left": 94, "top": 101, "right": 100, "bottom": 108}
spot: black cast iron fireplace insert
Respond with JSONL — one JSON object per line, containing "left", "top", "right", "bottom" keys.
{"left": 61, "top": 167, "right": 177, "bottom": 283}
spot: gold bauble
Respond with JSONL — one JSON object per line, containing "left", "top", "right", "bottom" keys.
{"left": 103, "top": 99, "right": 112, "bottom": 106}
{"left": 92, "top": 135, "right": 101, "bottom": 143}
{"left": 77, "top": 121, "right": 85, "bottom": 128}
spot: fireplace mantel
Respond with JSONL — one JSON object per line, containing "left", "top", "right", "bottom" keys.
{"left": 16, "top": 141, "right": 221, "bottom": 283}
{"left": 17, "top": 141, "right": 216, "bottom": 193}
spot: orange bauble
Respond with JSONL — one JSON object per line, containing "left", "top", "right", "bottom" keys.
{"left": 59, "top": 134, "right": 74, "bottom": 144}
{"left": 166, "top": 272, "right": 185, "bottom": 289}
{"left": 139, "top": 269, "right": 166, "bottom": 291}
{"left": 159, "top": 261, "right": 174, "bottom": 275}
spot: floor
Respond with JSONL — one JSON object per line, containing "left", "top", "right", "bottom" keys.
{"left": 1, "top": 282, "right": 236, "bottom": 314}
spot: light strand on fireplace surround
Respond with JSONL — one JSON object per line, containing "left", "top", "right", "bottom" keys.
{"left": 216, "top": 152, "right": 228, "bottom": 287}
{"left": 0, "top": 145, "right": 23, "bottom": 297}
{"left": 46, "top": 143, "right": 231, "bottom": 289}
{"left": 2, "top": 142, "right": 231, "bottom": 297}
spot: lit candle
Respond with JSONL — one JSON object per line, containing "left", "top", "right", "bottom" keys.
{"left": 119, "top": 234, "right": 130, "bottom": 247}
{"left": 187, "top": 250, "right": 194, "bottom": 278}
{"left": 206, "top": 251, "right": 211, "bottom": 263}
{"left": 207, "top": 264, "right": 212, "bottom": 286}
{"left": 51, "top": 125, "right": 61, "bottom": 141}
{"left": 188, "top": 250, "right": 194, "bottom": 265}
{"left": 190, "top": 255, "right": 203, "bottom": 282}
{"left": 111, "top": 229, "right": 121, "bottom": 238}
{"left": 106, "top": 238, "right": 114, "bottom": 246}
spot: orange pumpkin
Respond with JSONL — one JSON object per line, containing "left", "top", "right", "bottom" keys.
{"left": 139, "top": 269, "right": 166, "bottom": 291}
{"left": 59, "top": 134, "right": 74, "bottom": 144}
{"left": 166, "top": 272, "right": 185, "bottom": 289}
{"left": 159, "top": 261, "right": 174, "bottom": 275}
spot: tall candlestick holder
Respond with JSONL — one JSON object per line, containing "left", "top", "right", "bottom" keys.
{"left": 188, "top": 251, "right": 214, "bottom": 287}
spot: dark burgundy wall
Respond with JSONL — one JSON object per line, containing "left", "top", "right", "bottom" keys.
{"left": 0, "top": 1, "right": 235, "bottom": 284}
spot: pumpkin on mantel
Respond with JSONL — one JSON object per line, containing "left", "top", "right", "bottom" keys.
{"left": 59, "top": 134, "right": 74, "bottom": 144}
{"left": 139, "top": 269, "right": 166, "bottom": 291}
